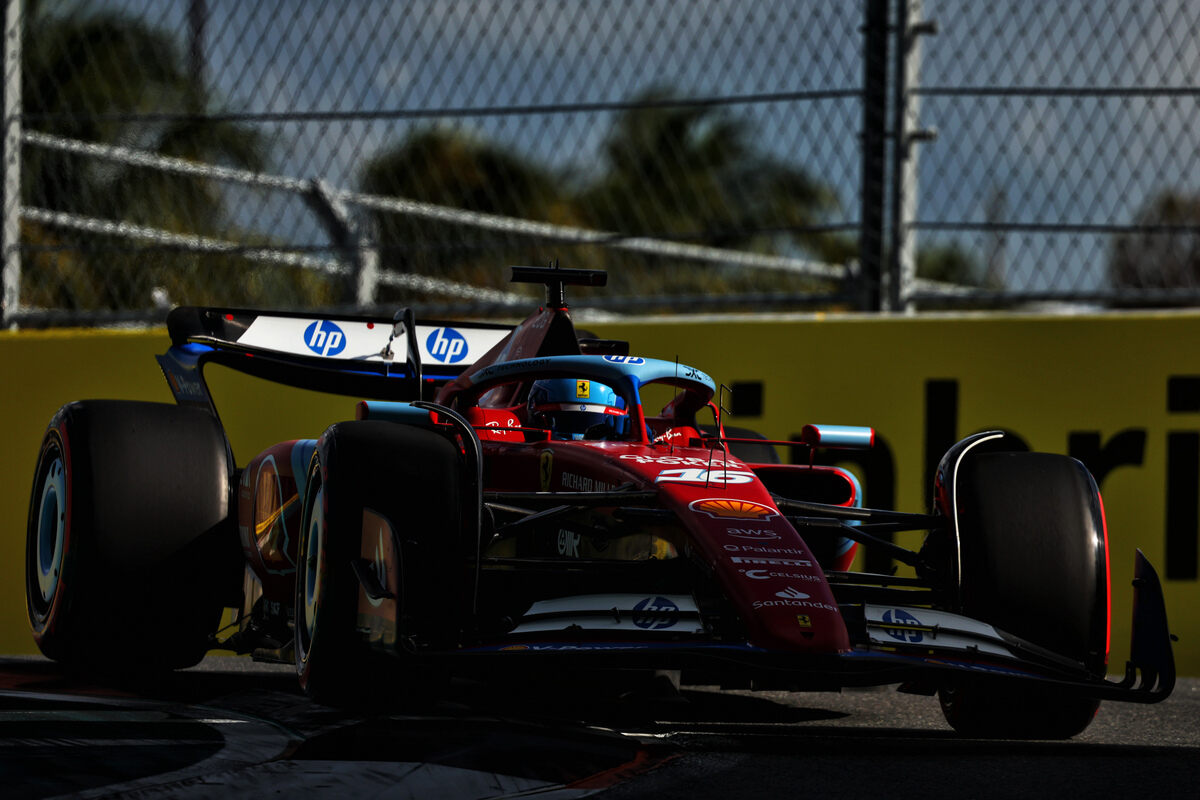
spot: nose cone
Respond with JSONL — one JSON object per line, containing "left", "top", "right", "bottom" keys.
{"left": 619, "top": 452, "right": 851, "bottom": 654}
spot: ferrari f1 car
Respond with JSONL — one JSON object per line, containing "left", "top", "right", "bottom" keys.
{"left": 27, "top": 266, "right": 1174, "bottom": 738}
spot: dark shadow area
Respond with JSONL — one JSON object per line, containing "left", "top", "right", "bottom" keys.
{"left": 3, "top": 657, "right": 1197, "bottom": 800}
{"left": 0, "top": 654, "right": 300, "bottom": 704}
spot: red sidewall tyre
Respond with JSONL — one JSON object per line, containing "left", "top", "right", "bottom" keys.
{"left": 938, "top": 451, "right": 1108, "bottom": 738}
{"left": 26, "top": 401, "right": 239, "bottom": 672}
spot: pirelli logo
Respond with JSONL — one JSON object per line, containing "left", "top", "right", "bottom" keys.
{"left": 730, "top": 556, "right": 813, "bottom": 567}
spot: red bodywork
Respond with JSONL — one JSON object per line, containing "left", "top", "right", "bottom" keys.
{"left": 486, "top": 437, "right": 853, "bottom": 653}
{"left": 235, "top": 302, "right": 861, "bottom": 657}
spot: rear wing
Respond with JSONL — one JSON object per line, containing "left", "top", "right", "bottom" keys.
{"left": 157, "top": 306, "right": 513, "bottom": 411}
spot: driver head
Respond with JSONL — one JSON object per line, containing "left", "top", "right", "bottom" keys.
{"left": 527, "top": 378, "right": 628, "bottom": 440}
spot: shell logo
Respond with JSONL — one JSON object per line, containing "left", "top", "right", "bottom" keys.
{"left": 689, "top": 498, "right": 778, "bottom": 521}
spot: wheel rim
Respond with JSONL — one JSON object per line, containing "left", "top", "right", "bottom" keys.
{"left": 34, "top": 455, "right": 66, "bottom": 612}
{"left": 299, "top": 483, "right": 326, "bottom": 656}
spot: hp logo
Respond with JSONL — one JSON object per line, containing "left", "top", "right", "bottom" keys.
{"left": 426, "top": 327, "right": 468, "bottom": 363}
{"left": 632, "top": 596, "right": 678, "bottom": 630}
{"left": 303, "top": 320, "right": 346, "bottom": 357}
{"left": 882, "top": 608, "right": 924, "bottom": 643}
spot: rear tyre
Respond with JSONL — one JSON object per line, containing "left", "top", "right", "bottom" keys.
{"left": 26, "top": 401, "right": 238, "bottom": 672}
{"left": 938, "top": 451, "right": 1108, "bottom": 738}
{"left": 295, "top": 421, "right": 463, "bottom": 705}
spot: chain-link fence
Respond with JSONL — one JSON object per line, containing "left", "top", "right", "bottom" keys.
{"left": 914, "top": 1, "right": 1200, "bottom": 309}
{"left": 2, "top": 0, "right": 1199, "bottom": 326}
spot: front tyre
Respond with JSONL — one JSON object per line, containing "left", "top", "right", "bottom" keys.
{"left": 295, "top": 421, "right": 463, "bottom": 705}
{"left": 295, "top": 452, "right": 345, "bottom": 701}
{"left": 938, "top": 451, "right": 1108, "bottom": 738}
{"left": 939, "top": 682, "right": 1103, "bottom": 740}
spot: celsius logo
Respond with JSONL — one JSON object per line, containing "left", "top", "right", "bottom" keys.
{"left": 426, "top": 327, "right": 468, "bottom": 363}
{"left": 632, "top": 596, "right": 678, "bottom": 629}
{"left": 304, "top": 320, "right": 346, "bottom": 356}
{"left": 882, "top": 608, "right": 925, "bottom": 643}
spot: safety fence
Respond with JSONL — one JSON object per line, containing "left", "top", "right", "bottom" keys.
{"left": 2, "top": 0, "right": 1198, "bottom": 326}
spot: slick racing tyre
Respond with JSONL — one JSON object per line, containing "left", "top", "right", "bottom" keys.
{"left": 295, "top": 421, "right": 463, "bottom": 705}
{"left": 26, "top": 401, "right": 239, "bottom": 672}
{"left": 939, "top": 451, "right": 1108, "bottom": 739}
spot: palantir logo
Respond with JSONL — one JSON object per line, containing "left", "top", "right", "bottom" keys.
{"left": 303, "top": 320, "right": 346, "bottom": 357}
{"left": 426, "top": 327, "right": 468, "bottom": 363}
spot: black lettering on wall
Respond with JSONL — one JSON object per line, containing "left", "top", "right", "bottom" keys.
{"left": 729, "top": 381, "right": 764, "bottom": 417}
{"left": 1166, "top": 432, "right": 1199, "bottom": 580}
{"left": 1167, "top": 376, "right": 1200, "bottom": 413}
{"left": 981, "top": 428, "right": 1030, "bottom": 454}
{"left": 1068, "top": 430, "right": 1147, "bottom": 486}
{"left": 924, "top": 380, "right": 958, "bottom": 508}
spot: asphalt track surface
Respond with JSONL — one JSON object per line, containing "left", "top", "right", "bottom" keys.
{"left": 1, "top": 655, "right": 1197, "bottom": 799}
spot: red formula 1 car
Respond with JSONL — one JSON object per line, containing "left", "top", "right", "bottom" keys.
{"left": 26, "top": 266, "right": 1174, "bottom": 738}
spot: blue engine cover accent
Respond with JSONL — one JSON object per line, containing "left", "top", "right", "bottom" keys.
{"left": 801, "top": 424, "right": 875, "bottom": 449}
{"left": 356, "top": 401, "right": 437, "bottom": 427}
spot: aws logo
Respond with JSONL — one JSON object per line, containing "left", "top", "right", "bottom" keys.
{"left": 303, "top": 320, "right": 346, "bottom": 357}
{"left": 426, "top": 328, "right": 468, "bottom": 363}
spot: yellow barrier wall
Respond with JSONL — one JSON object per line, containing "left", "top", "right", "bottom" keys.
{"left": 2, "top": 311, "right": 1196, "bottom": 676}
{"left": 0, "top": 328, "right": 358, "bottom": 656}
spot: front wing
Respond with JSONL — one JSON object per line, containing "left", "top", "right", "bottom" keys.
{"left": 447, "top": 550, "right": 1174, "bottom": 703}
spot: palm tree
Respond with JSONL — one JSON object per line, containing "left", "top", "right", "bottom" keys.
{"left": 359, "top": 91, "right": 852, "bottom": 305}
{"left": 572, "top": 90, "right": 847, "bottom": 295}
{"left": 359, "top": 126, "right": 577, "bottom": 298}
{"left": 916, "top": 242, "right": 992, "bottom": 288}
{"left": 18, "top": 1, "right": 297, "bottom": 311}
{"left": 1109, "top": 189, "right": 1200, "bottom": 293}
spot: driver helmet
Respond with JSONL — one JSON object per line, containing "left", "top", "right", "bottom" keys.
{"left": 527, "top": 378, "right": 628, "bottom": 439}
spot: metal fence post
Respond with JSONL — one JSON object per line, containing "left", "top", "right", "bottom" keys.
{"left": 860, "top": 0, "right": 889, "bottom": 312}
{"left": 305, "top": 179, "right": 379, "bottom": 308}
{"left": 888, "top": 0, "right": 936, "bottom": 312}
{"left": 1, "top": 0, "right": 21, "bottom": 328}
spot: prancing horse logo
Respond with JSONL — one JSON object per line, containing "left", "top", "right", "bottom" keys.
{"left": 539, "top": 450, "right": 554, "bottom": 491}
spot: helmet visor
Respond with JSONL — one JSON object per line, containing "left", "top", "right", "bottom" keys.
{"left": 534, "top": 403, "right": 625, "bottom": 437}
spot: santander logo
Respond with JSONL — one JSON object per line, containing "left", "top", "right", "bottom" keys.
{"left": 776, "top": 587, "right": 810, "bottom": 600}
